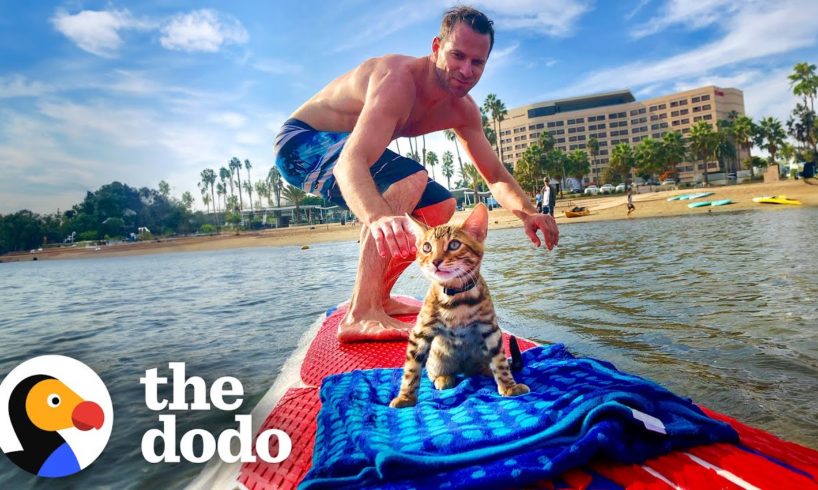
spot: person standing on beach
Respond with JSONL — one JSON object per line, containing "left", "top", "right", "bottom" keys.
{"left": 541, "top": 178, "right": 554, "bottom": 216}
{"left": 627, "top": 186, "right": 636, "bottom": 216}
{"left": 273, "top": 6, "right": 559, "bottom": 343}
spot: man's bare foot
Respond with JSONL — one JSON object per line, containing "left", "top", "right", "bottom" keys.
{"left": 337, "top": 309, "right": 413, "bottom": 343}
{"left": 383, "top": 297, "right": 421, "bottom": 316}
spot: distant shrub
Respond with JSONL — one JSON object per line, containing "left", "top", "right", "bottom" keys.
{"left": 78, "top": 230, "right": 98, "bottom": 241}
{"left": 200, "top": 224, "right": 216, "bottom": 234}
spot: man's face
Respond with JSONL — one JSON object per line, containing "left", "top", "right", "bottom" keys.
{"left": 432, "top": 22, "right": 490, "bottom": 97}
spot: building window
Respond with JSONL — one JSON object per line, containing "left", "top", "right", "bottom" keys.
{"left": 701, "top": 94, "right": 710, "bottom": 101}
{"left": 702, "top": 104, "right": 711, "bottom": 110}
{"left": 681, "top": 118, "right": 689, "bottom": 124}
{"left": 651, "top": 114, "right": 660, "bottom": 121}
{"left": 649, "top": 105, "right": 658, "bottom": 112}
{"left": 693, "top": 106, "right": 702, "bottom": 112}
{"left": 547, "top": 122, "right": 556, "bottom": 128}
{"left": 680, "top": 109, "right": 689, "bottom": 115}
{"left": 679, "top": 100, "right": 688, "bottom": 106}
{"left": 609, "top": 113, "right": 619, "bottom": 119}
{"left": 630, "top": 109, "right": 639, "bottom": 116}
{"left": 703, "top": 114, "right": 712, "bottom": 120}
{"left": 658, "top": 104, "right": 666, "bottom": 110}
{"left": 692, "top": 96, "right": 701, "bottom": 103}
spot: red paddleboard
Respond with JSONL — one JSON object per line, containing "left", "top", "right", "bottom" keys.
{"left": 189, "top": 299, "right": 818, "bottom": 489}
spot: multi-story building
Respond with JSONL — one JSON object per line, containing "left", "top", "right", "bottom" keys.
{"left": 499, "top": 86, "right": 746, "bottom": 184}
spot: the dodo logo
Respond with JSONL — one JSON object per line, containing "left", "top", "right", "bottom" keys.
{"left": 0, "top": 356, "right": 113, "bottom": 478}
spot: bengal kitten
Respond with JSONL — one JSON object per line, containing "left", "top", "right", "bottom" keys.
{"left": 389, "top": 203, "right": 529, "bottom": 409}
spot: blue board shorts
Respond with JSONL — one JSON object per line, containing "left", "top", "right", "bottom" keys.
{"left": 273, "top": 118, "right": 452, "bottom": 211}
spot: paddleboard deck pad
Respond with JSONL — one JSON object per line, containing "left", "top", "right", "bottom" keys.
{"left": 201, "top": 300, "right": 818, "bottom": 490}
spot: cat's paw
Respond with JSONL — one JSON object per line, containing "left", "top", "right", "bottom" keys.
{"left": 389, "top": 395, "right": 417, "bottom": 408}
{"left": 500, "top": 383, "right": 530, "bottom": 397}
{"left": 433, "top": 375, "right": 456, "bottom": 390}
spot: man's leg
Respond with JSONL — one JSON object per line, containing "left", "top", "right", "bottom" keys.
{"left": 382, "top": 197, "right": 457, "bottom": 316}
{"left": 337, "top": 170, "right": 428, "bottom": 343}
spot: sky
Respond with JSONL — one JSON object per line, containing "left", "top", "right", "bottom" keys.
{"left": 1, "top": 0, "right": 817, "bottom": 214}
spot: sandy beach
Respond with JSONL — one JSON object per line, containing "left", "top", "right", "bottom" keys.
{"left": 3, "top": 179, "right": 815, "bottom": 263}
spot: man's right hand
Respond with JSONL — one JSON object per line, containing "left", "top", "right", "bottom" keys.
{"left": 369, "top": 215, "right": 417, "bottom": 259}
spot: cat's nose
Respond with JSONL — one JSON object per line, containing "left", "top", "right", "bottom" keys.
{"left": 432, "top": 259, "right": 443, "bottom": 268}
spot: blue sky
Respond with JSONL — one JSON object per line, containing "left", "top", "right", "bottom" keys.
{"left": 1, "top": 0, "right": 817, "bottom": 214}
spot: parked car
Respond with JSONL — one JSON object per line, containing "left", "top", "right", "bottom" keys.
{"left": 615, "top": 183, "right": 626, "bottom": 193}
{"left": 584, "top": 185, "right": 599, "bottom": 196}
{"left": 660, "top": 179, "right": 677, "bottom": 186}
{"left": 599, "top": 184, "right": 615, "bottom": 194}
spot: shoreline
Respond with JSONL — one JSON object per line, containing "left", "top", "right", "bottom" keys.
{"left": 3, "top": 179, "right": 815, "bottom": 263}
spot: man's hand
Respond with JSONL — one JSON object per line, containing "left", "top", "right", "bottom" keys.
{"left": 522, "top": 212, "right": 559, "bottom": 250}
{"left": 369, "top": 215, "right": 418, "bottom": 258}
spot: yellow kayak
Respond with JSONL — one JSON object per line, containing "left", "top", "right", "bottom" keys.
{"left": 751, "top": 195, "right": 802, "bottom": 205}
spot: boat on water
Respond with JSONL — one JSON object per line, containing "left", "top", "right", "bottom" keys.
{"left": 564, "top": 206, "right": 590, "bottom": 218}
{"left": 189, "top": 299, "right": 818, "bottom": 490}
{"left": 752, "top": 195, "right": 802, "bottom": 205}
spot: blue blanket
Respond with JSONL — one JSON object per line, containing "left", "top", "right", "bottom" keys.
{"left": 300, "top": 344, "right": 738, "bottom": 489}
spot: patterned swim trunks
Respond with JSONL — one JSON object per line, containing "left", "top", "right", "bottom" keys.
{"left": 273, "top": 118, "right": 452, "bottom": 210}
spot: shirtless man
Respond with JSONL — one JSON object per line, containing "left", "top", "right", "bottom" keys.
{"left": 274, "top": 6, "right": 559, "bottom": 342}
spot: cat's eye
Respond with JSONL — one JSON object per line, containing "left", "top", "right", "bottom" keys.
{"left": 448, "top": 240, "right": 461, "bottom": 251}
{"left": 422, "top": 242, "right": 432, "bottom": 253}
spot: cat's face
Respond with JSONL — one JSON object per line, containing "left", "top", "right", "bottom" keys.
{"left": 408, "top": 204, "right": 488, "bottom": 285}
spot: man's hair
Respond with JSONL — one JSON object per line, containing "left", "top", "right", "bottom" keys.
{"left": 438, "top": 6, "right": 495, "bottom": 54}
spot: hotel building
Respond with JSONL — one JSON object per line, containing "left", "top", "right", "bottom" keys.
{"left": 499, "top": 85, "right": 747, "bottom": 184}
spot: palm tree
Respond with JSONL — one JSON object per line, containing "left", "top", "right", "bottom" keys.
{"left": 200, "top": 168, "right": 217, "bottom": 224}
{"left": 568, "top": 150, "right": 590, "bottom": 189}
{"left": 281, "top": 185, "right": 306, "bottom": 223}
{"left": 636, "top": 138, "right": 664, "bottom": 181}
{"left": 609, "top": 143, "right": 636, "bottom": 184}
{"left": 586, "top": 137, "right": 599, "bottom": 187}
{"left": 789, "top": 62, "right": 817, "bottom": 112}
{"left": 267, "top": 167, "right": 283, "bottom": 208}
{"left": 426, "top": 150, "right": 438, "bottom": 180}
{"left": 229, "top": 157, "right": 243, "bottom": 211}
{"left": 242, "top": 181, "right": 254, "bottom": 213}
{"left": 255, "top": 180, "right": 270, "bottom": 208}
{"left": 479, "top": 107, "right": 497, "bottom": 150}
{"left": 422, "top": 135, "right": 427, "bottom": 169}
{"left": 757, "top": 116, "right": 787, "bottom": 165}
{"left": 441, "top": 150, "right": 454, "bottom": 189}
{"left": 483, "top": 93, "right": 507, "bottom": 164}
{"left": 220, "top": 166, "right": 233, "bottom": 209}
{"left": 444, "top": 129, "right": 466, "bottom": 187}
{"left": 244, "top": 159, "right": 254, "bottom": 212}
{"left": 688, "top": 122, "right": 718, "bottom": 185}
{"left": 201, "top": 192, "right": 211, "bottom": 215}
{"left": 731, "top": 114, "right": 755, "bottom": 170}
{"left": 661, "top": 131, "right": 687, "bottom": 180}
{"left": 216, "top": 182, "right": 227, "bottom": 221}
{"left": 462, "top": 163, "right": 483, "bottom": 206}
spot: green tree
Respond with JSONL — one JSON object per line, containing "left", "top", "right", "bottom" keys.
{"left": 268, "top": 166, "right": 283, "bottom": 208}
{"left": 158, "top": 180, "right": 171, "bottom": 199}
{"left": 661, "top": 131, "right": 687, "bottom": 180}
{"left": 567, "top": 150, "right": 590, "bottom": 189}
{"left": 731, "top": 114, "right": 755, "bottom": 169}
{"left": 200, "top": 169, "right": 217, "bottom": 224}
{"left": 229, "top": 157, "right": 243, "bottom": 211}
{"left": 220, "top": 166, "right": 233, "bottom": 210}
{"left": 281, "top": 185, "right": 306, "bottom": 223}
{"left": 635, "top": 137, "right": 664, "bottom": 181}
{"left": 444, "top": 129, "right": 466, "bottom": 188}
{"left": 441, "top": 150, "right": 454, "bottom": 189}
{"left": 244, "top": 159, "right": 254, "bottom": 212}
{"left": 586, "top": 137, "right": 599, "bottom": 188}
{"left": 788, "top": 62, "right": 817, "bottom": 112}
{"left": 756, "top": 116, "right": 787, "bottom": 165}
{"left": 462, "top": 163, "right": 484, "bottom": 205}
{"left": 609, "top": 143, "right": 635, "bottom": 184}
{"left": 688, "top": 122, "right": 718, "bottom": 185}
{"left": 181, "top": 191, "right": 194, "bottom": 211}
{"left": 426, "top": 150, "right": 438, "bottom": 180}
{"left": 483, "top": 94, "right": 507, "bottom": 164}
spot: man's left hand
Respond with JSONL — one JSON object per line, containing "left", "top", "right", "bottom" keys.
{"left": 522, "top": 212, "right": 559, "bottom": 250}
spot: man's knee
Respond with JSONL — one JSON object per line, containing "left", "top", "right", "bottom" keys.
{"left": 413, "top": 198, "right": 456, "bottom": 227}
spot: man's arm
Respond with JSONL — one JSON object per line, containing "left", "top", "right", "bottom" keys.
{"left": 332, "top": 68, "right": 416, "bottom": 258}
{"left": 455, "top": 101, "right": 559, "bottom": 249}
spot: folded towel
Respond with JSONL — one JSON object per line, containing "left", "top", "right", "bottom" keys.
{"left": 300, "top": 344, "right": 738, "bottom": 489}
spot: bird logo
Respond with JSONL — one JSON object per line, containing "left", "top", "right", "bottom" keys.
{"left": 0, "top": 356, "right": 113, "bottom": 478}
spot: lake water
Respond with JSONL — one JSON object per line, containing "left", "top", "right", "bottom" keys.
{"left": 1, "top": 207, "right": 816, "bottom": 488}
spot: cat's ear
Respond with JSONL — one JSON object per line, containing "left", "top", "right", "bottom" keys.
{"left": 404, "top": 213, "right": 428, "bottom": 241}
{"left": 461, "top": 203, "right": 488, "bottom": 242}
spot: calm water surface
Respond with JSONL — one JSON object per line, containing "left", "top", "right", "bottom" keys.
{"left": 0, "top": 208, "right": 816, "bottom": 488}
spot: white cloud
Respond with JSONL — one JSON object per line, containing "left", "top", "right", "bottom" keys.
{"left": 252, "top": 58, "right": 303, "bottom": 76}
{"left": 160, "top": 10, "right": 248, "bottom": 52}
{"left": 210, "top": 112, "right": 247, "bottom": 129}
{"left": 631, "top": 0, "right": 742, "bottom": 38}
{"left": 568, "top": 1, "right": 818, "bottom": 96}
{"left": 50, "top": 8, "right": 153, "bottom": 58}
{"left": 474, "top": 0, "right": 592, "bottom": 37}
{"left": 332, "top": 2, "right": 435, "bottom": 53}
{"left": 0, "top": 74, "right": 52, "bottom": 98}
